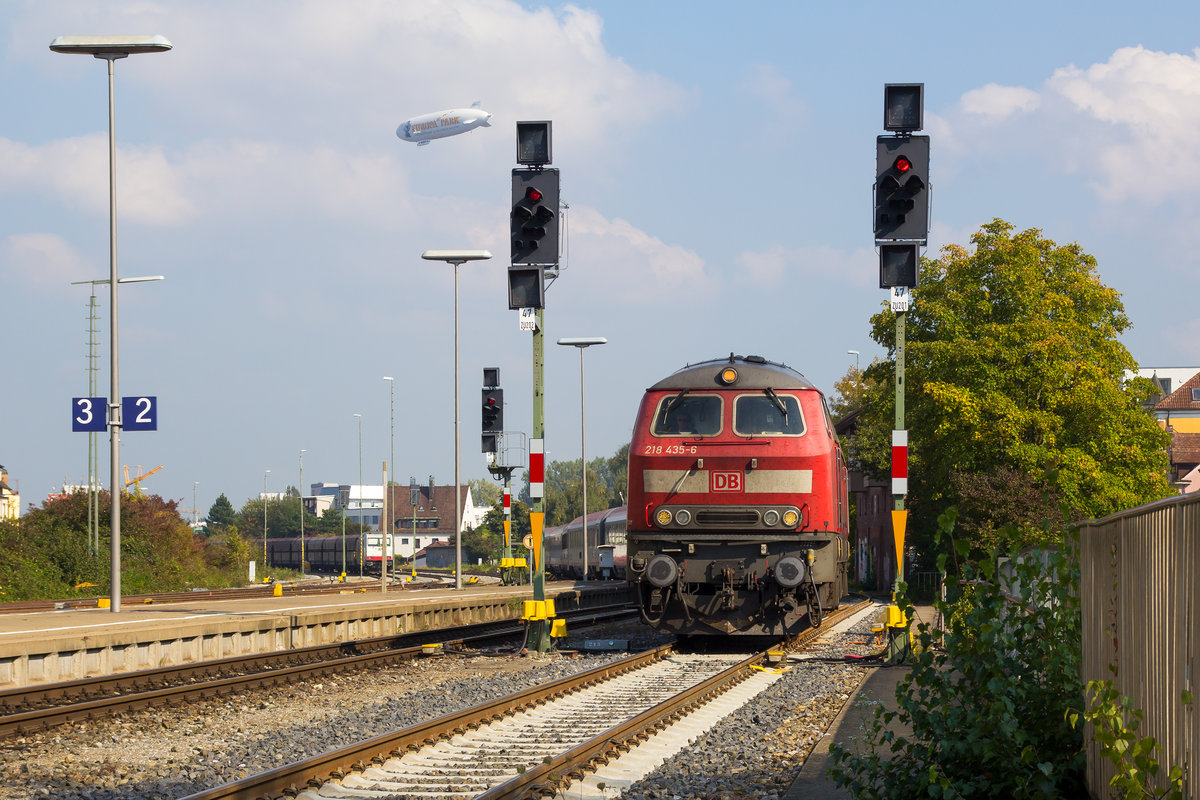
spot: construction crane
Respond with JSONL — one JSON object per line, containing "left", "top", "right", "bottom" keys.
{"left": 123, "top": 464, "right": 163, "bottom": 499}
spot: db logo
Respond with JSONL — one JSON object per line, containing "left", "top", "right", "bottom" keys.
{"left": 711, "top": 471, "right": 743, "bottom": 492}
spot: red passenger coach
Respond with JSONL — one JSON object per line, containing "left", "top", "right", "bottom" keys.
{"left": 626, "top": 354, "right": 850, "bottom": 636}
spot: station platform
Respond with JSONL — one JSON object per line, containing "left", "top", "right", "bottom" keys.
{"left": 0, "top": 580, "right": 632, "bottom": 690}
{"left": 784, "top": 604, "right": 938, "bottom": 799}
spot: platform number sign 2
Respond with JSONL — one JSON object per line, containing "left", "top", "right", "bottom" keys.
{"left": 122, "top": 396, "right": 158, "bottom": 431}
{"left": 72, "top": 397, "right": 108, "bottom": 432}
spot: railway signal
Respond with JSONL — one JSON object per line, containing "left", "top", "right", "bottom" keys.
{"left": 481, "top": 388, "right": 503, "bottom": 453}
{"left": 510, "top": 168, "right": 560, "bottom": 265}
{"left": 874, "top": 135, "right": 929, "bottom": 243}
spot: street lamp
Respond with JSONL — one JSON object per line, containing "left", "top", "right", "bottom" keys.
{"left": 193, "top": 481, "right": 199, "bottom": 528}
{"left": 70, "top": 275, "right": 162, "bottom": 559}
{"left": 848, "top": 350, "right": 860, "bottom": 371}
{"left": 354, "top": 412, "right": 363, "bottom": 578}
{"left": 51, "top": 34, "right": 172, "bottom": 613}
{"left": 299, "top": 449, "right": 307, "bottom": 573}
{"left": 557, "top": 337, "right": 607, "bottom": 581}
{"left": 420, "top": 249, "right": 493, "bottom": 590}
{"left": 263, "top": 469, "right": 270, "bottom": 575}
{"left": 383, "top": 376, "right": 394, "bottom": 572}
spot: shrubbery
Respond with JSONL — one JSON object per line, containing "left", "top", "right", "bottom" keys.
{"left": 829, "top": 509, "right": 1088, "bottom": 799}
{"left": 0, "top": 492, "right": 250, "bottom": 601}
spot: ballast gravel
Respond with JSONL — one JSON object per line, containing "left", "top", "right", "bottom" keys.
{"left": 0, "top": 610, "right": 888, "bottom": 800}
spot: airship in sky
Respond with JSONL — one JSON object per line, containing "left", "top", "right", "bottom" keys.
{"left": 396, "top": 102, "right": 492, "bottom": 146}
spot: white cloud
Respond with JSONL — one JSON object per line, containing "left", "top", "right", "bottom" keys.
{"left": 567, "top": 206, "right": 712, "bottom": 302}
{"left": 959, "top": 83, "right": 1040, "bottom": 118}
{"left": 735, "top": 244, "right": 877, "bottom": 289}
{"left": 0, "top": 135, "right": 194, "bottom": 225}
{"left": 1045, "top": 46, "right": 1200, "bottom": 203}
{"left": 1, "top": 233, "right": 93, "bottom": 289}
{"left": 944, "top": 46, "right": 1200, "bottom": 208}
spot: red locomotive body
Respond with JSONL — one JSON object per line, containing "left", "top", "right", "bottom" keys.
{"left": 626, "top": 354, "right": 849, "bottom": 636}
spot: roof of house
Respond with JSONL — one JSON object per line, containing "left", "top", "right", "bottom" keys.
{"left": 1157, "top": 371, "right": 1200, "bottom": 411}
{"left": 1171, "top": 432, "right": 1200, "bottom": 466}
{"left": 383, "top": 484, "right": 471, "bottom": 532}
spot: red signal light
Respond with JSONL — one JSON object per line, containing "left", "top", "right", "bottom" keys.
{"left": 894, "top": 156, "right": 912, "bottom": 173}
{"left": 526, "top": 188, "right": 542, "bottom": 202}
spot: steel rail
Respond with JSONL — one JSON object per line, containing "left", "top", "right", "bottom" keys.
{"left": 0, "top": 605, "right": 637, "bottom": 736}
{"left": 182, "top": 597, "right": 871, "bottom": 800}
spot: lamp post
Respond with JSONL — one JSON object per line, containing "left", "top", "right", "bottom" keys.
{"left": 383, "top": 376, "right": 394, "bottom": 569}
{"left": 299, "top": 449, "right": 307, "bottom": 572}
{"left": 354, "top": 413, "right": 363, "bottom": 577}
{"left": 420, "top": 250, "right": 493, "bottom": 590}
{"left": 848, "top": 350, "right": 860, "bottom": 371}
{"left": 70, "top": 274, "right": 163, "bottom": 559}
{"left": 557, "top": 337, "right": 607, "bottom": 581}
{"left": 263, "top": 469, "right": 270, "bottom": 574}
{"left": 51, "top": 34, "right": 172, "bottom": 613}
{"left": 193, "top": 482, "right": 199, "bottom": 528}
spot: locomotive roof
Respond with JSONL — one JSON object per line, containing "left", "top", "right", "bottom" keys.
{"left": 648, "top": 354, "right": 817, "bottom": 391}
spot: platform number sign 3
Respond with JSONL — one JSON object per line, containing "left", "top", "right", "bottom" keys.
{"left": 72, "top": 397, "right": 108, "bottom": 432}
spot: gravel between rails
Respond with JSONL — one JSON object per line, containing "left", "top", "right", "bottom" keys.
{"left": 0, "top": 609, "right": 885, "bottom": 800}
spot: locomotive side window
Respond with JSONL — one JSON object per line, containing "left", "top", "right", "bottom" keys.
{"left": 651, "top": 394, "right": 722, "bottom": 436}
{"left": 733, "top": 393, "right": 805, "bottom": 436}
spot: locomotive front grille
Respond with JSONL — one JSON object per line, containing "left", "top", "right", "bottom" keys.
{"left": 695, "top": 510, "right": 760, "bottom": 526}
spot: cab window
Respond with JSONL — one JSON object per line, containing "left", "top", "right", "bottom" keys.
{"left": 733, "top": 394, "right": 805, "bottom": 436}
{"left": 651, "top": 394, "right": 722, "bottom": 436}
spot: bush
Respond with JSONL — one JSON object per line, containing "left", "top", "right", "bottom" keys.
{"left": 828, "top": 509, "right": 1087, "bottom": 799}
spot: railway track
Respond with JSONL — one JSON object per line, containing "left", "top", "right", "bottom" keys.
{"left": 0, "top": 604, "right": 638, "bottom": 738}
{"left": 182, "top": 597, "right": 872, "bottom": 800}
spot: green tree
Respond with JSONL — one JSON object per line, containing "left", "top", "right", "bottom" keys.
{"left": 847, "top": 220, "right": 1172, "bottom": 564}
{"left": 468, "top": 478, "right": 501, "bottom": 509}
{"left": 206, "top": 493, "right": 238, "bottom": 535}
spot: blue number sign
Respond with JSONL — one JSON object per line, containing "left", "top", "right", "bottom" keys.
{"left": 122, "top": 396, "right": 158, "bottom": 431}
{"left": 72, "top": 397, "right": 108, "bottom": 432}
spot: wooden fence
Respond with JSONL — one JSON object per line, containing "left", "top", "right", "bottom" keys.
{"left": 1078, "top": 491, "right": 1199, "bottom": 797}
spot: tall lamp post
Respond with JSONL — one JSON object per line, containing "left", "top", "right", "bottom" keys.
{"left": 263, "top": 469, "right": 270, "bottom": 574}
{"left": 354, "top": 413, "right": 363, "bottom": 577}
{"left": 70, "top": 274, "right": 163, "bottom": 558}
{"left": 299, "top": 449, "right": 307, "bottom": 572}
{"left": 557, "top": 337, "right": 607, "bottom": 581}
{"left": 420, "top": 250, "right": 493, "bottom": 590}
{"left": 383, "top": 376, "right": 394, "bottom": 570}
{"left": 847, "top": 350, "right": 860, "bottom": 371}
{"left": 51, "top": 33, "right": 172, "bottom": 612}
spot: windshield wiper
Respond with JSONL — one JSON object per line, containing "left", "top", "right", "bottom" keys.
{"left": 764, "top": 387, "right": 788, "bottom": 421}
{"left": 664, "top": 389, "right": 690, "bottom": 414}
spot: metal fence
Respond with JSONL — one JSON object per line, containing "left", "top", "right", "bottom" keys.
{"left": 1078, "top": 491, "right": 1199, "bottom": 798}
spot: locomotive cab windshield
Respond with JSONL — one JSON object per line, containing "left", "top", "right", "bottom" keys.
{"left": 652, "top": 394, "right": 722, "bottom": 436}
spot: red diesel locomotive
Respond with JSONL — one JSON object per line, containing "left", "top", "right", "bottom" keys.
{"left": 626, "top": 354, "right": 850, "bottom": 636}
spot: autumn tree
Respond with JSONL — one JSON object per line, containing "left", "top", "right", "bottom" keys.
{"left": 847, "top": 220, "right": 1172, "bottom": 564}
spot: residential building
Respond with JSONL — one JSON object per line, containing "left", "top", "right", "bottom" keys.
{"left": 0, "top": 465, "right": 18, "bottom": 520}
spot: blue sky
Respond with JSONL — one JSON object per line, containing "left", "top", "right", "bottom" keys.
{"left": 3, "top": 1, "right": 1199, "bottom": 516}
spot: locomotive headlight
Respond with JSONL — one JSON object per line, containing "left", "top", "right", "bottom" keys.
{"left": 675, "top": 509, "right": 692, "bottom": 526}
{"left": 655, "top": 508, "right": 673, "bottom": 527}
{"left": 718, "top": 367, "right": 738, "bottom": 385}
{"left": 782, "top": 509, "right": 800, "bottom": 527}
{"left": 763, "top": 509, "right": 780, "bottom": 526}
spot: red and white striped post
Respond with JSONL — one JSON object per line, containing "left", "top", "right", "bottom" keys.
{"left": 891, "top": 429, "right": 908, "bottom": 583}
